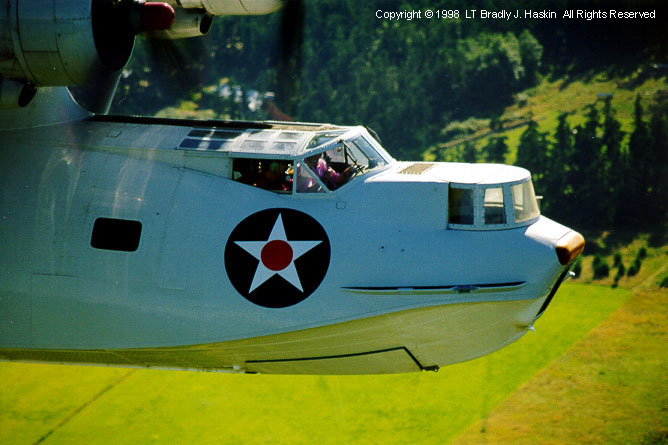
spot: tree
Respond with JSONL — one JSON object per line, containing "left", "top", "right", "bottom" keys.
{"left": 543, "top": 112, "right": 574, "bottom": 217}
{"left": 458, "top": 33, "right": 525, "bottom": 115}
{"left": 647, "top": 101, "right": 668, "bottom": 222}
{"left": 570, "top": 104, "right": 604, "bottom": 227}
{"left": 516, "top": 117, "right": 549, "bottom": 181}
{"left": 483, "top": 136, "right": 509, "bottom": 163}
{"left": 462, "top": 141, "right": 478, "bottom": 163}
{"left": 620, "top": 95, "right": 652, "bottom": 225}
{"left": 518, "top": 29, "right": 543, "bottom": 85}
{"left": 600, "top": 97, "right": 625, "bottom": 225}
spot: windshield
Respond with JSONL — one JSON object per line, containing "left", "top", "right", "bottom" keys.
{"left": 298, "top": 135, "right": 388, "bottom": 191}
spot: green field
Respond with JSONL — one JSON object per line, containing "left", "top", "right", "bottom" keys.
{"left": 453, "top": 286, "right": 668, "bottom": 444}
{"left": 1, "top": 283, "right": 636, "bottom": 444}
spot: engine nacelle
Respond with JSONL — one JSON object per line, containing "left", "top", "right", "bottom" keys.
{"left": 148, "top": 8, "right": 213, "bottom": 39}
{"left": 0, "top": 0, "right": 134, "bottom": 87}
{"left": 164, "top": 0, "right": 283, "bottom": 16}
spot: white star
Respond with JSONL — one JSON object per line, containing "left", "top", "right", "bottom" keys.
{"left": 235, "top": 213, "right": 321, "bottom": 293}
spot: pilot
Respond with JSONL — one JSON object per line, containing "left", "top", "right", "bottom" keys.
{"left": 313, "top": 157, "right": 352, "bottom": 190}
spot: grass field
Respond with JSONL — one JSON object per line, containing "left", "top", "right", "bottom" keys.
{"left": 0, "top": 283, "right": 634, "bottom": 444}
{"left": 453, "top": 287, "right": 668, "bottom": 444}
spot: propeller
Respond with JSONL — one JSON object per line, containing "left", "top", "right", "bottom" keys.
{"left": 141, "top": 35, "right": 210, "bottom": 101}
{"left": 71, "top": 0, "right": 176, "bottom": 114}
{"left": 274, "top": 0, "right": 305, "bottom": 118}
{"left": 95, "top": 0, "right": 304, "bottom": 118}
{"left": 136, "top": 0, "right": 305, "bottom": 120}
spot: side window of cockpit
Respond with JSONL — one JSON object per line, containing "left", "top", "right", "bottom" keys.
{"left": 483, "top": 187, "right": 506, "bottom": 225}
{"left": 232, "top": 158, "right": 293, "bottom": 193}
{"left": 448, "top": 187, "right": 474, "bottom": 225}
{"left": 296, "top": 162, "right": 326, "bottom": 193}
{"left": 301, "top": 147, "right": 353, "bottom": 191}
{"left": 299, "top": 137, "right": 387, "bottom": 192}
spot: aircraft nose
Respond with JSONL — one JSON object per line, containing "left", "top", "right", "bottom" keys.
{"left": 555, "top": 230, "right": 585, "bottom": 265}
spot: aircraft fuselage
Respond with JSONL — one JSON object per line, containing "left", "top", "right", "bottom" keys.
{"left": 0, "top": 104, "right": 583, "bottom": 374}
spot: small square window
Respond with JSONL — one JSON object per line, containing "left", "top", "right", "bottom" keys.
{"left": 91, "top": 218, "right": 142, "bottom": 252}
{"left": 448, "top": 188, "right": 474, "bottom": 225}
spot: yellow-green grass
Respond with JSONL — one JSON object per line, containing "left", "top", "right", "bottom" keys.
{"left": 453, "top": 286, "right": 668, "bottom": 444}
{"left": 1, "top": 283, "right": 628, "bottom": 444}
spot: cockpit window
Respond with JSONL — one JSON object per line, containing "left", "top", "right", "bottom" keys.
{"left": 232, "top": 158, "right": 293, "bottom": 193}
{"left": 348, "top": 136, "right": 387, "bottom": 170}
{"left": 306, "top": 132, "right": 346, "bottom": 150}
{"left": 295, "top": 162, "right": 326, "bottom": 193}
{"left": 512, "top": 181, "right": 540, "bottom": 223}
{"left": 301, "top": 149, "right": 352, "bottom": 191}
{"left": 299, "top": 136, "right": 387, "bottom": 192}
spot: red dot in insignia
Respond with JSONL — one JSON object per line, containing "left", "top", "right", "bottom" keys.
{"left": 261, "top": 240, "right": 293, "bottom": 271}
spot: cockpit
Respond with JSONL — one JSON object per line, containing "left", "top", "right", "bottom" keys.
{"left": 218, "top": 127, "right": 393, "bottom": 194}
{"left": 295, "top": 132, "right": 390, "bottom": 193}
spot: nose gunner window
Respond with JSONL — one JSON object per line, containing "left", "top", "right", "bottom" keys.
{"left": 448, "top": 187, "right": 474, "bottom": 225}
{"left": 512, "top": 181, "right": 540, "bottom": 223}
{"left": 483, "top": 187, "right": 506, "bottom": 225}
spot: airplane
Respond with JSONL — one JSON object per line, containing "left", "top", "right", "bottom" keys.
{"left": 0, "top": 0, "right": 584, "bottom": 374}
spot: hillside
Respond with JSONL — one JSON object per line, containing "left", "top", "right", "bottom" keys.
{"left": 2, "top": 2, "right": 666, "bottom": 443}
{"left": 424, "top": 67, "right": 668, "bottom": 165}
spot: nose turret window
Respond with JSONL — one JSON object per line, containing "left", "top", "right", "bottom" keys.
{"left": 483, "top": 187, "right": 506, "bottom": 225}
{"left": 448, "top": 187, "right": 474, "bottom": 225}
{"left": 448, "top": 179, "right": 539, "bottom": 230}
{"left": 512, "top": 181, "right": 540, "bottom": 223}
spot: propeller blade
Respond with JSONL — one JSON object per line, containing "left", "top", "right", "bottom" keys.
{"left": 143, "top": 35, "right": 209, "bottom": 99}
{"left": 275, "top": 0, "right": 304, "bottom": 115}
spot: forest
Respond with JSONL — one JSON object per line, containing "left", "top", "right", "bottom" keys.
{"left": 110, "top": 0, "right": 668, "bottom": 233}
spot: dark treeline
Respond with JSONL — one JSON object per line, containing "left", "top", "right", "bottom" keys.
{"left": 113, "top": 0, "right": 668, "bottom": 156}
{"left": 515, "top": 96, "right": 668, "bottom": 231}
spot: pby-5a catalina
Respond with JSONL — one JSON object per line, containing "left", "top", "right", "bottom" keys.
{"left": 0, "top": 0, "right": 584, "bottom": 374}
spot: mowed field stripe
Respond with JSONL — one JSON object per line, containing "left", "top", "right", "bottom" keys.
{"left": 0, "top": 283, "right": 630, "bottom": 444}
{"left": 33, "top": 369, "right": 136, "bottom": 444}
{"left": 451, "top": 287, "right": 668, "bottom": 444}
